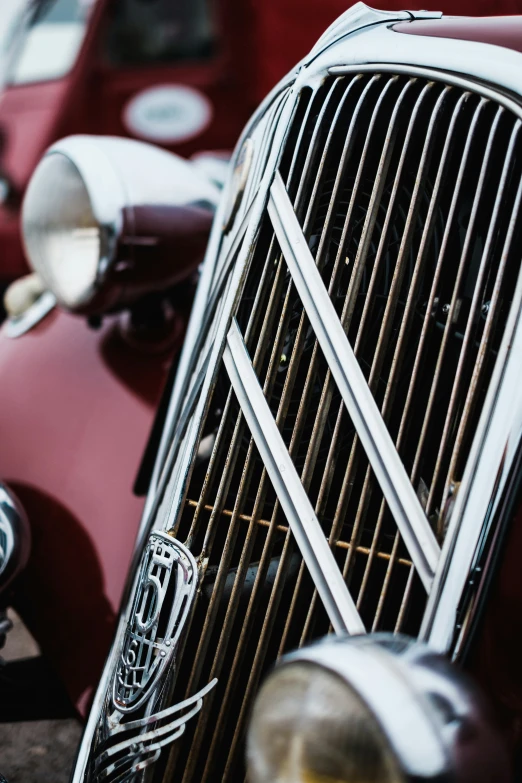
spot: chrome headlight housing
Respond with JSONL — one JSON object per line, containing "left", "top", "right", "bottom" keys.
{"left": 22, "top": 135, "right": 220, "bottom": 315}
{"left": 23, "top": 151, "right": 108, "bottom": 311}
{"left": 247, "top": 635, "right": 510, "bottom": 783}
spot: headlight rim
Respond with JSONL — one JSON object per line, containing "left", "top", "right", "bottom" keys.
{"left": 247, "top": 633, "right": 510, "bottom": 783}
{"left": 252, "top": 634, "right": 449, "bottom": 782}
{"left": 21, "top": 136, "right": 128, "bottom": 312}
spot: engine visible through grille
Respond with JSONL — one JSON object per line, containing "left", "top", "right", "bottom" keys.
{"left": 153, "top": 71, "right": 522, "bottom": 783}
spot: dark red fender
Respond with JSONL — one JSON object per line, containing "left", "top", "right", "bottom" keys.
{"left": 393, "top": 15, "right": 522, "bottom": 53}
{"left": 468, "top": 503, "right": 522, "bottom": 754}
{"left": 0, "top": 310, "right": 172, "bottom": 715}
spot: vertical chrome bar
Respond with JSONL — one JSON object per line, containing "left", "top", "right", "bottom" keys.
{"left": 339, "top": 82, "right": 442, "bottom": 586}
{"left": 410, "top": 100, "right": 496, "bottom": 489}
{"left": 428, "top": 118, "right": 520, "bottom": 514}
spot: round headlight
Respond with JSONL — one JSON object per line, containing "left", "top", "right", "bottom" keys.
{"left": 22, "top": 152, "right": 106, "bottom": 310}
{"left": 22, "top": 135, "right": 219, "bottom": 316}
{"left": 247, "top": 634, "right": 510, "bottom": 783}
{"left": 248, "top": 660, "right": 404, "bottom": 783}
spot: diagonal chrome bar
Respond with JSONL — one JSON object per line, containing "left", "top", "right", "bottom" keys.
{"left": 223, "top": 320, "right": 365, "bottom": 635}
{"left": 268, "top": 172, "right": 440, "bottom": 591}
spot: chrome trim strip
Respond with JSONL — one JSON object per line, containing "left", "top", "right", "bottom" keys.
{"left": 268, "top": 172, "right": 440, "bottom": 591}
{"left": 92, "top": 532, "right": 217, "bottom": 781}
{"left": 306, "top": 3, "right": 440, "bottom": 62}
{"left": 223, "top": 319, "right": 365, "bottom": 635}
{"left": 323, "top": 23, "right": 522, "bottom": 108}
{"left": 96, "top": 680, "right": 217, "bottom": 779}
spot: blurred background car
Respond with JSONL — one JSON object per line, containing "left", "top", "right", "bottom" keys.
{"left": 0, "top": 0, "right": 257, "bottom": 294}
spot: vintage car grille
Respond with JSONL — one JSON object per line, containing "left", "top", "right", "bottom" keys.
{"left": 87, "top": 68, "right": 522, "bottom": 783}
{"left": 148, "top": 71, "right": 522, "bottom": 783}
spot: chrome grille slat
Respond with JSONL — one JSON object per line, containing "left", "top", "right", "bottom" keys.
{"left": 314, "top": 75, "right": 381, "bottom": 268}
{"left": 432, "top": 118, "right": 522, "bottom": 512}
{"left": 443, "top": 122, "right": 522, "bottom": 499}
{"left": 424, "top": 104, "right": 505, "bottom": 514}
{"left": 225, "top": 320, "right": 364, "bottom": 633}
{"left": 267, "top": 78, "right": 420, "bottom": 650}
{"left": 293, "top": 78, "right": 348, "bottom": 220}
{"left": 273, "top": 79, "right": 442, "bottom": 643}
{"left": 355, "top": 90, "right": 471, "bottom": 615}
{"left": 177, "top": 240, "right": 291, "bottom": 772}
{"left": 350, "top": 78, "right": 417, "bottom": 353}
{"left": 294, "top": 84, "right": 427, "bottom": 596}
{"left": 349, "top": 86, "right": 453, "bottom": 612}
{"left": 173, "top": 85, "right": 341, "bottom": 782}
{"left": 194, "top": 82, "right": 376, "bottom": 778}
{"left": 179, "top": 223, "right": 314, "bottom": 772}
{"left": 409, "top": 98, "right": 493, "bottom": 495}
{"left": 341, "top": 79, "right": 421, "bottom": 335}
{"left": 394, "top": 559, "right": 416, "bottom": 633}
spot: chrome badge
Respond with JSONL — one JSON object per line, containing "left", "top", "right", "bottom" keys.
{"left": 93, "top": 532, "right": 217, "bottom": 781}
{"left": 114, "top": 532, "right": 196, "bottom": 711}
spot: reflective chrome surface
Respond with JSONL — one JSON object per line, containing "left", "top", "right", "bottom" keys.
{"left": 268, "top": 172, "right": 440, "bottom": 589}
{"left": 0, "top": 483, "right": 30, "bottom": 591}
{"left": 23, "top": 135, "right": 221, "bottom": 315}
{"left": 248, "top": 634, "right": 509, "bottom": 783}
{"left": 72, "top": 6, "right": 522, "bottom": 782}
{"left": 224, "top": 319, "right": 364, "bottom": 634}
{"left": 92, "top": 532, "right": 216, "bottom": 781}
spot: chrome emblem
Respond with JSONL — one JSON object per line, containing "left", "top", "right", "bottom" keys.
{"left": 93, "top": 532, "right": 217, "bottom": 781}
{"left": 114, "top": 532, "right": 196, "bottom": 711}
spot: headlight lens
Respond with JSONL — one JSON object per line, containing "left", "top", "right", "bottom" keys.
{"left": 22, "top": 153, "right": 103, "bottom": 310}
{"left": 248, "top": 661, "right": 404, "bottom": 783}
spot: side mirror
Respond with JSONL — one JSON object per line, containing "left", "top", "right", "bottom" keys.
{"left": 21, "top": 136, "right": 221, "bottom": 316}
{"left": 0, "top": 483, "right": 30, "bottom": 593}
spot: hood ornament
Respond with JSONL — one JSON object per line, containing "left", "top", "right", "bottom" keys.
{"left": 93, "top": 532, "right": 216, "bottom": 781}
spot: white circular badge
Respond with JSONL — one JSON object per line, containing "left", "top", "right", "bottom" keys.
{"left": 123, "top": 85, "right": 212, "bottom": 144}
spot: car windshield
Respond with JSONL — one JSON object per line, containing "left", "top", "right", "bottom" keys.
{"left": 104, "top": 0, "right": 216, "bottom": 67}
{"left": 5, "top": 0, "right": 94, "bottom": 85}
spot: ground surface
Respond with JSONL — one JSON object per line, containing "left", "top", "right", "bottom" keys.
{"left": 0, "top": 611, "right": 82, "bottom": 782}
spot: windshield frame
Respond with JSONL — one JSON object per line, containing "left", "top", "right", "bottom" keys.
{"left": 2, "top": 0, "right": 96, "bottom": 87}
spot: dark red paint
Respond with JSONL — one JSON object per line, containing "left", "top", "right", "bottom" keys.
{"left": 0, "top": 311, "right": 174, "bottom": 714}
{"left": 394, "top": 15, "right": 522, "bottom": 53}
{"left": 468, "top": 521, "right": 522, "bottom": 761}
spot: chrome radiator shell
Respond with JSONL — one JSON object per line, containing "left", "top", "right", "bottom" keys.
{"left": 72, "top": 6, "right": 522, "bottom": 782}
